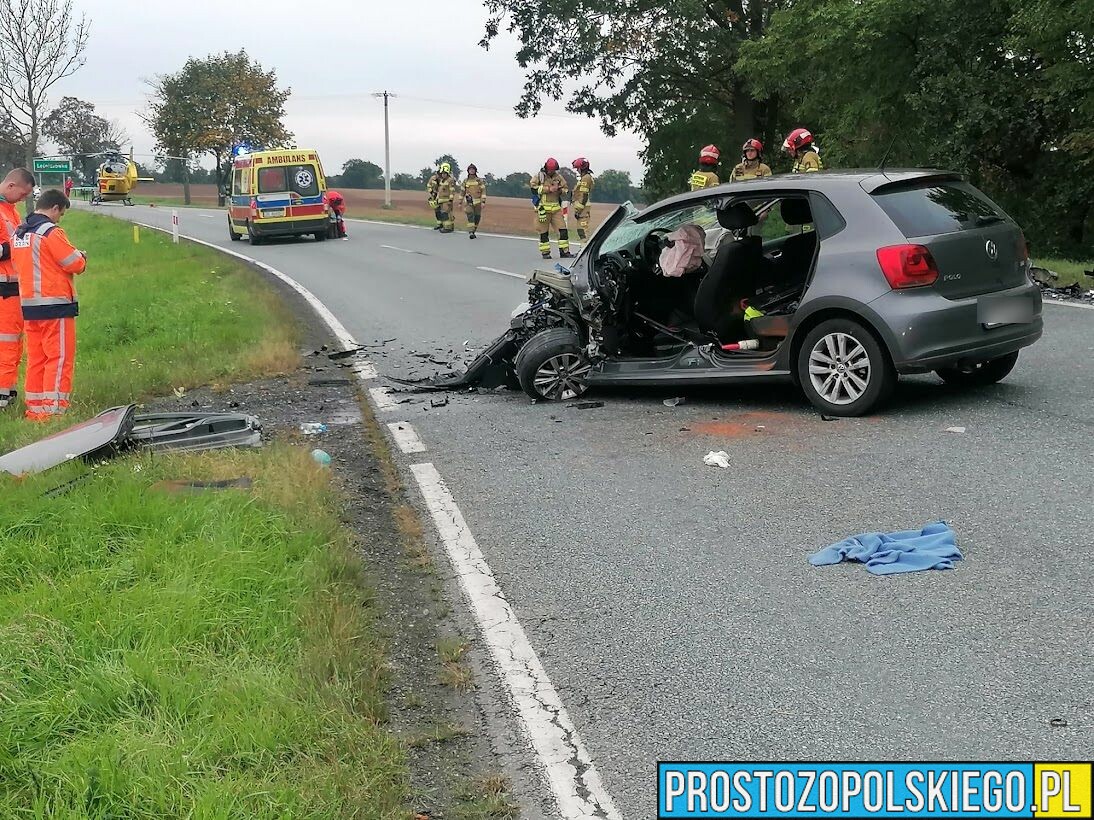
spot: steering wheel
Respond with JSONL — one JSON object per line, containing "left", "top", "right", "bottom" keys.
{"left": 599, "top": 250, "right": 634, "bottom": 278}
{"left": 640, "top": 228, "right": 673, "bottom": 273}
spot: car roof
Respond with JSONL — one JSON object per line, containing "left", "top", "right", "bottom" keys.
{"left": 635, "top": 168, "right": 961, "bottom": 222}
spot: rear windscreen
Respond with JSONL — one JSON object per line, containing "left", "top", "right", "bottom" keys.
{"left": 873, "top": 180, "right": 1006, "bottom": 237}
{"left": 257, "top": 164, "right": 321, "bottom": 197}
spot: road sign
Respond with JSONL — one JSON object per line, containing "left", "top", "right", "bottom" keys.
{"left": 32, "top": 158, "right": 72, "bottom": 173}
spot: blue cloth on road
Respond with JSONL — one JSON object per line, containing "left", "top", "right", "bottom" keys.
{"left": 809, "top": 521, "right": 962, "bottom": 575}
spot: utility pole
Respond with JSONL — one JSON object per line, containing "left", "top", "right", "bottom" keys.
{"left": 371, "top": 91, "right": 397, "bottom": 208}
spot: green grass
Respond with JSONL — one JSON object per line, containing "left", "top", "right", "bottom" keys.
{"left": 0, "top": 211, "right": 412, "bottom": 816}
{"left": 0, "top": 211, "right": 298, "bottom": 449}
{"left": 1034, "top": 257, "right": 1093, "bottom": 288}
{"left": 0, "top": 446, "right": 407, "bottom": 818}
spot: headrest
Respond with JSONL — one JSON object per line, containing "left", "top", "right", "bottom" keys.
{"left": 780, "top": 198, "right": 813, "bottom": 225}
{"left": 717, "top": 203, "right": 758, "bottom": 230}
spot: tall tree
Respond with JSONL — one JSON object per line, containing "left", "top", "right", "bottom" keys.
{"left": 480, "top": 0, "right": 783, "bottom": 200}
{"left": 595, "top": 169, "right": 634, "bottom": 203}
{"left": 43, "top": 96, "right": 128, "bottom": 183}
{"left": 736, "top": 0, "right": 1094, "bottom": 253}
{"left": 339, "top": 158, "right": 384, "bottom": 189}
{"left": 145, "top": 50, "right": 292, "bottom": 204}
{"left": 0, "top": 0, "right": 90, "bottom": 175}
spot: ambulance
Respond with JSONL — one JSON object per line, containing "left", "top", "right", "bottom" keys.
{"left": 227, "top": 148, "right": 329, "bottom": 244}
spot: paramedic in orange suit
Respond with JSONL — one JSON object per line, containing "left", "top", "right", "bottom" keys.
{"left": 12, "top": 189, "right": 87, "bottom": 421}
{"left": 0, "top": 167, "right": 36, "bottom": 409}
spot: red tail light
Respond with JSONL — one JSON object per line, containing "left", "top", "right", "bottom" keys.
{"left": 250, "top": 198, "right": 258, "bottom": 218}
{"left": 876, "top": 244, "right": 939, "bottom": 289}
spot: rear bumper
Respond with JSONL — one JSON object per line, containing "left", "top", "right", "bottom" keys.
{"left": 871, "top": 281, "right": 1043, "bottom": 373}
{"left": 250, "top": 218, "right": 327, "bottom": 237}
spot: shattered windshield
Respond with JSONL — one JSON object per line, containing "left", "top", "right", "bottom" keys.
{"left": 596, "top": 202, "right": 643, "bottom": 255}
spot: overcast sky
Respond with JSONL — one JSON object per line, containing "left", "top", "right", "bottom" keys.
{"left": 50, "top": 0, "right": 645, "bottom": 180}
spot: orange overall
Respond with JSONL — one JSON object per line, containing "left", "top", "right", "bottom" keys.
{"left": 0, "top": 200, "right": 23, "bottom": 402}
{"left": 12, "top": 214, "right": 86, "bottom": 420}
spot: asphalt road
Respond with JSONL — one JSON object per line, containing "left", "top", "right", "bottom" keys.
{"left": 105, "top": 204, "right": 1093, "bottom": 819}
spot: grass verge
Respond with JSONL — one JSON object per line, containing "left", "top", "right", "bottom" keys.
{"left": 0, "top": 211, "right": 411, "bottom": 816}
{"left": 1034, "top": 257, "right": 1093, "bottom": 288}
{"left": 0, "top": 447, "right": 406, "bottom": 817}
{"left": 0, "top": 211, "right": 298, "bottom": 449}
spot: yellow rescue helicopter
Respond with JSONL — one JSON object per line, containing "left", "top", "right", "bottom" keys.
{"left": 89, "top": 151, "right": 154, "bottom": 206}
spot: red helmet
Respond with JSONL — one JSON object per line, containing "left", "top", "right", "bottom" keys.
{"left": 544, "top": 157, "right": 560, "bottom": 172}
{"left": 742, "top": 139, "right": 763, "bottom": 155}
{"left": 782, "top": 128, "right": 814, "bottom": 152}
{"left": 571, "top": 157, "right": 589, "bottom": 171}
{"left": 699, "top": 144, "right": 720, "bottom": 165}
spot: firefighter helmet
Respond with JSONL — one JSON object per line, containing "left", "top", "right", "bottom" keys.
{"left": 782, "top": 128, "right": 814, "bottom": 153}
{"left": 467, "top": 163, "right": 478, "bottom": 173}
{"left": 571, "top": 157, "right": 590, "bottom": 171}
{"left": 742, "top": 139, "right": 764, "bottom": 156}
{"left": 440, "top": 162, "right": 452, "bottom": 173}
{"left": 544, "top": 157, "right": 560, "bottom": 172}
{"left": 699, "top": 144, "right": 721, "bottom": 165}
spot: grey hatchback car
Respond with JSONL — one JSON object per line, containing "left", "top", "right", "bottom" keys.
{"left": 462, "top": 169, "right": 1042, "bottom": 416}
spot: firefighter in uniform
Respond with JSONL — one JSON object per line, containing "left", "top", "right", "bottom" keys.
{"left": 730, "top": 139, "right": 773, "bottom": 181}
{"left": 688, "top": 145, "right": 722, "bottom": 191}
{"left": 462, "top": 164, "right": 486, "bottom": 239}
{"left": 427, "top": 163, "right": 457, "bottom": 233}
{"left": 426, "top": 168, "right": 441, "bottom": 229}
{"left": 570, "top": 157, "right": 595, "bottom": 242}
{"left": 12, "top": 189, "right": 87, "bottom": 421}
{"left": 0, "top": 168, "right": 35, "bottom": 409}
{"left": 783, "top": 128, "right": 823, "bottom": 173}
{"left": 529, "top": 157, "right": 571, "bottom": 259}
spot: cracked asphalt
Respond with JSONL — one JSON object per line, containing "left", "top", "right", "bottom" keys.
{"left": 107, "top": 205, "right": 1093, "bottom": 819}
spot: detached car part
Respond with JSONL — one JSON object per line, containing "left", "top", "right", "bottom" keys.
{"left": 1, "top": 407, "right": 262, "bottom": 476}
{"left": 0, "top": 404, "right": 136, "bottom": 476}
{"left": 128, "top": 412, "right": 262, "bottom": 452}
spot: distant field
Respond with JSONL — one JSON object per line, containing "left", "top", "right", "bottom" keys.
{"left": 136, "top": 183, "right": 617, "bottom": 237}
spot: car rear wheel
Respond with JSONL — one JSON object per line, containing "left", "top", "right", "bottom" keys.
{"left": 314, "top": 231, "right": 327, "bottom": 242}
{"left": 935, "top": 351, "right": 1019, "bottom": 387}
{"left": 228, "top": 217, "right": 241, "bottom": 241}
{"left": 515, "top": 328, "right": 590, "bottom": 401}
{"left": 797, "top": 318, "right": 894, "bottom": 417}
{"left": 246, "top": 222, "right": 264, "bottom": 246}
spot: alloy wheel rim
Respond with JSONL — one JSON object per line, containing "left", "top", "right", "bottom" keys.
{"left": 808, "top": 332, "right": 871, "bottom": 406}
{"left": 533, "top": 353, "right": 591, "bottom": 400}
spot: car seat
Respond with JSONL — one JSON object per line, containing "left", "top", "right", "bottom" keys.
{"left": 694, "top": 203, "right": 762, "bottom": 343}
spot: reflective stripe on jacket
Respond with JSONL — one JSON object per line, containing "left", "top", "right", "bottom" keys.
{"left": 0, "top": 200, "right": 20, "bottom": 295}
{"left": 529, "top": 171, "right": 569, "bottom": 210}
{"left": 792, "top": 151, "right": 823, "bottom": 173}
{"left": 13, "top": 214, "right": 86, "bottom": 320}
{"left": 689, "top": 170, "right": 719, "bottom": 191}
{"left": 462, "top": 177, "right": 486, "bottom": 206}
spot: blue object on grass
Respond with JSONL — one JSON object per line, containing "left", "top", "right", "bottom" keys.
{"left": 809, "top": 521, "right": 962, "bottom": 575}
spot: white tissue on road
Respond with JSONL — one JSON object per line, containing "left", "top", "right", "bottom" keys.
{"left": 703, "top": 450, "right": 731, "bottom": 468}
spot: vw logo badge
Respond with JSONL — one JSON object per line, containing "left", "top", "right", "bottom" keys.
{"left": 985, "top": 239, "right": 998, "bottom": 261}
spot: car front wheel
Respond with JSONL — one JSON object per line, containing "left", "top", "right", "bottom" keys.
{"left": 797, "top": 318, "right": 894, "bottom": 416}
{"left": 515, "top": 328, "right": 591, "bottom": 402}
{"left": 935, "top": 351, "right": 1019, "bottom": 387}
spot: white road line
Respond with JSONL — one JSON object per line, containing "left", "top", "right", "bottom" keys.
{"left": 133, "top": 222, "right": 379, "bottom": 376}
{"left": 355, "top": 217, "right": 538, "bottom": 244}
{"left": 199, "top": 214, "right": 214, "bottom": 219}
{"left": 411, "top": 462, "right": 622, "bottom": 820}
{"left": 387, "top": 422, "right": 426, "bottom": 454}
{"left": 380, "top": 244, "right": 420, "bottom": 254}
{"left": 1044, "top": 299, "right": 1094, "bottom": 311}
{"left": 369, "top": 386, "right": 399, "bottom": 411}
{"left": 476, "top": 265, "right": 526, "bottom": 280}
{"left": 353, "top": 360, "right": 379, "bottom": 380}
{"left": 110, "top": 212, "right": 624, "bottom": 820}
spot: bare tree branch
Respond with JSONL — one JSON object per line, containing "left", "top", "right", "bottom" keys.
{"left": 0, "top": 0, "right": 89, "bottom": 168}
